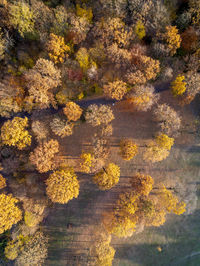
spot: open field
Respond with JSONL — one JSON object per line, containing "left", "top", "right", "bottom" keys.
{"left": 41, "top": 89, "right": 200, "bottom": 265}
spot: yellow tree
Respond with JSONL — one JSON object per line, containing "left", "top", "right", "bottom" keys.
{"left": 0, "top": 194, "right": 22, "bottom": 234}
{"left": 131, "top": 173, "right": 154, "bottom": 196}
{"left": 0, "top": 174, "right": 6, "bottom": 189}
{"left": 103, "top": 80, "right": 127, "bottom": 100}
{"left": 164, "top": 26, "right": 181, "bottom": 55}
{"left": 102, "top": 211, "right": 137, "bottom": 238}
{"left": 0, "top": 117, "right": 31, "bottom": 150}
{"left": 63, "top": 101, "right": 83, "bottom": 121}
{"left": 115, "top": 192, "right": 138, "bottom": 216}
{"left": 155, "top": 134, "right": 174, "bottom": 150}
{"left": 80, "top": 152, "right": 94, "bottom": 173}
{"left": 158, "top": 185, "right": 186, "bottom": 215}
{"left": 134, "top": 20, "right": 146, "bottom": 40}
{"left": 171, "top": 75, "right": 187, "bottom": 97}
{"left": 93, "top": 163, "right": 120, "bottom": 190}
{"left": 46, "top": 33, "right": 71, "bottom": 64}
{"left": 29, "top": 139, "right": 59, "bottom": 173}
{"left": 46, "top": 168, "right": 79, "bottom": 204}
{"left": 120, "top": 138, "right": 138, "bottom": 160}
{"left": 91, "top": 233, "right": 115, "bottom": 266}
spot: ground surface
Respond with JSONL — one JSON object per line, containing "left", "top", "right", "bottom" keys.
{"left": 42, "top": 89, "right": 200, "bottom": 266}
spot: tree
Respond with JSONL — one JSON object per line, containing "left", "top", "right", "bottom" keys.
{"left": 80, "top": 152, "right": 95, "bottom": 173}
{"left": 115, "top": 192, "right": 138, "bottom": 216}
{"left": 46, "top": 168, "right": 79, "bottom": 204}
{"left": 164, "top": 26, "right": 181, "bottom": 56}
{"left": 153, "top": 104, "right": 181, "bottom": 136}
{"left": 102, "top": 211, "right": 137, "bottom": 238}
{"left": 46, "top": 33, "right": 71, "bottom": 64}
{"left": 76, "top": 4, "right": 93, "bottom": 23}
{"left": 29, "top": 139, "right": 59, "bottom": 173}
{"left": 181, "top": 27, "right": 198, "bottom": 52}
{"left": 0, "top": 194, "right": 22, "bottom": 234}
{"left": 126, "top": 84, "right": 159, "bottom": 111}
{"left": 50, "top": 117, "right": 73, "bottom": 138}
{"left": 143, "top": 141, "right": 170, "bottom": 163}
{"left": 93, "top": 17, "right": 132, "bottom": 48}
{"left": 90, "top": 232, "right": 115, "bottom": 266}
{"left": 24, "top": 58, "right": 61, "bottom": 109}
{"left": 31, "top": 120, "right": 48, "bottom": 142}
{"left": 157, "top": 185, "right": 186, "bottom": 215}
{"left": 0, "top": 174, "right": 6, "bottom": 189}
{"left": 75, "top": 47, "right": 90, "bottom": 72}
{"left": 126, "top": 55, "right": 160, "bottom": 85}
{"left": 120, "top": 138, "right": 138, "bottom": 160}
{"left": 9, "top": 1, "right": 35, "bottom": 37}
{"left": 0, "top": 117, "right": 31, "bottom": 150}
{"left": 85, "top": 104, "right": 114, "bottom": 127}
{"left": 131, "top": 173, "right": 154, "bottom": 196}
{"left": 63, "top": 101, "right": 83, "bottom": 121}
{"left": 171, "top": 75, "right": 187, "bottom": 97}
{"left": 16, "top": 231, "right": 48, "bottom": 266}
{"left": 155, "top": 134, "right": 174, "bottom": 151}
{"left": 93, "top": 163, "right": 120, "bottom": 190}
{"left": 103, "top": 80, "right": 127, "bottom": 100}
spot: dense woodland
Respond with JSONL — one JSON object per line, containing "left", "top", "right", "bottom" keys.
{"left": 0, "top": 0, "right": 200, "bottom": 265}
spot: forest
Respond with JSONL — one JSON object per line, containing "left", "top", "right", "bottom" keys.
{"left": 0, "top": 0, "right": 200, "bottom": 265}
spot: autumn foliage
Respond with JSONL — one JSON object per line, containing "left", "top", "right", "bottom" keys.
{"left": 29, "top": 139, "right": 59, "bottom": 173}
{"left": 0, "top": 174, "right": 6, "bottom": 189}
{"left": 164, "top": 26, "right": 181, "bottom": 55}
{"left": 0, "top": 194, "right": 22, "bottom": 234}
{"left": 120, "top": 138, "right": 138, "bottom": 160}
{"left": 171, "top": 75, "right": 187, "bottom": 97}
{"left": 93, "top": 163, "right": 120, "bottom": 190}
{"left": 0, "top": 117, "right": 31, "bottom": 150}
{"left": 46, "top": 168, "right": 79, "bottom": 204}
{"left": 63, "top": 101, "right": 83, "bottom": 121}
{"left": 46, "top": 33, "right": 71, "bottom": 64}
{"left": 103, "top": 80, "right": 127, "bottom": 100}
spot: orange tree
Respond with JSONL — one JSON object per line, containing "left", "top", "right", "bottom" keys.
{"left": 45, "top": 167, "right": 79, "bottom": 204}
{"left": 29, "top": 139, "right": 59, "bottom": 173}
{"left": 0, "top": 193, "right": 22, "bottom": 234}
{"left": 0, "top": 117, "right": 31, "bottom": 150}
{"left": 119, "top": 138, "right": 138, "bottom": 160}
{"left": 63, "top": 101, "right": 83, "bottom": 121}
{"left": 93, "top": 163, "right": 120, "bottom": 190}
{"left": 103, "top": 80, "right": 127, "bottom": 100}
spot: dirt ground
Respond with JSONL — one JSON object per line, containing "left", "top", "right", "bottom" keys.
{"left": 43, "top": 89, "right": 200, "bottom": 266}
